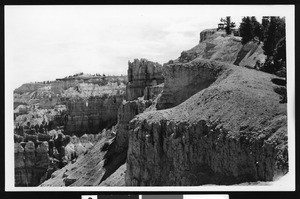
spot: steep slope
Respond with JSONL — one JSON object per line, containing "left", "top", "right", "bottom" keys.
{"left": 39, "top": 130, "right": 126, "bottom": 186}
{"left": 125, "top": 58, "right": 287, "bottom": 185}
{"left": 39, "top": 58, "right": 164, "bottom": 186}
{"left": 177, "top": 29, "right": 265, "bottom": 69}
{"left": 115, "top": 58, "right": 164, "bottom": 152}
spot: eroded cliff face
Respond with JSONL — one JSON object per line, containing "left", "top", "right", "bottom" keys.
{"left": 15, "top": 133, "right": 99, "bottom": 186}
{"left": 65, "top": 94, "right": 124, "bottom": 135}
{"left": 199, "top": 29, "right": 217, "bottom": 43}
{"left": 115, "top": 59, "right": 164, "bottom": 152}
{"left": 178, "top": 29, "right": 265, "bottom": 68}
{"left": 157, "top": 60, "right": 224, "bottom": 110}
{"left": 39, "top": 129, "right": 126, "bottom": 187}
{"left": 14, "top": 76, "right": 127, "bottom": 136}
{"left": 15, "top": 141, "right": 50, "bottom": 186}
{"left": 115, "top": 99, "right": 152, "bottom": 152}
{"left": 125, "top": 58, "right": 287, "bottom": 186}
{"left": 39, "top": 59, "right": 165, "bottom": 187}
{"left": 126, "top": 59, "right": 164, "bottom": 101}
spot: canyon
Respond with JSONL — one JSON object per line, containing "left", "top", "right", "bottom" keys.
{"left": 14, "top": 28, "right": 288, "bottom": 187}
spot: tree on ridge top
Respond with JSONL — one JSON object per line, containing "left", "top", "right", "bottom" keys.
{"left": 220, "top": 16, "right": 236, "bottom": 35}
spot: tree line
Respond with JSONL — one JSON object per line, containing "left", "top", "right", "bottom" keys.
{"left": 239, "top": 16, "right": 286, "bottom": 76}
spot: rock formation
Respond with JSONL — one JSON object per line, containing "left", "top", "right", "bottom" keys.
{"left": 200, "top": 29, "right": 217, "bottom": 43}
{"left": 177, "top": 29, "right": 265, "bottom": 68}
{"left": 14, "top": 75, "right": 127, "bottom": 136}
{"left": 64, "top": 95, "right": 124, "bottom": 135}
{"left": 15, "top": 27, "right": 288, "bottom": 187}
{"left": 125, "top": 58, "right": 287, "bottom": 185}
{"left": 115, "top": 99, "right": 152, "bottom": 152}
{"left": 39, "top": 130, "right": 126, "bottom": 187}
{"left": 14, "top": 128, "right": 98, "bottom": 186}
{"left": 115, "top": 59, "right": 164, "bottom": 152}
{"left": 157, "top": 59, "right": 222, "bottom": 110}
{"left": 126, "top": 59, "right": 164, "bottom": 101}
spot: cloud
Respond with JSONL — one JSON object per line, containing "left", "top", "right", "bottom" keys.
{"left": 6, "top": 5, "right": 285, "bottom": 89}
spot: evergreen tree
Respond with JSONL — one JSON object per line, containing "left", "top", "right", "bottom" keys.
{"left": 239, "top": 16, "right": 253, "bottom": 45}
{"left": 221, "top": 16, "right": 236, "bottom": 35}
{"left": 263, "top": 17, "right": 285, "bottom": 57}
{"left": 261, "top": 17, "right": 286, "bottom": 75}
{"left": 250, "top": 16, "right": 263, "bottom": 41}
{"left": 273, "top": 37, "right": 286, "bottom": 73}
{"left": 261, "top": 16, "right": 270, "bottom": 41}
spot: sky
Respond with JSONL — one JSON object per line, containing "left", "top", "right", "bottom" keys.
{"left": 5, "top": 5, "right": 289, "bottom": 89}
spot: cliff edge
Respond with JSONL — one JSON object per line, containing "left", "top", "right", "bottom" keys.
{"left": 177, "top": 29, "right": 265, "bottom": 69}
{"left": 126, "top": 58, "right": 287, "bottom": 185}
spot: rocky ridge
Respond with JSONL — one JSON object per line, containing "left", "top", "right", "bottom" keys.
{"left": 125, "top": 58, "right": 287, "bottom": 185}
{"left": 178, "top": 29, "right": 265, "bottom": 69}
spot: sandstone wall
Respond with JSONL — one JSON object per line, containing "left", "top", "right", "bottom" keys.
{"left": 65, "top": 95, "right": 124, "bottom": 136}
{"left": 199, "top": 29, "right": 217, "bottom": 43}
{"left": 115, "top": 99, "right": 152, "bottom": 152}
{"left": 177, "top": 29, "right": 266, "bottom": 68}
{"left": 15, "top": 133, "right": 98, "bottom": 186}
{"left": 157, "top": 59, "right": 225, "bottom": 110}
{"left": 114, "top": 59, "right": 164, "bottom": 152}
{"left": 144, "top": 83, "right": 164, "bottom": 100}
{"left": 15, "top": 141, "right": 50, "bottom": 186}
{"left": 126, "top": 59, "right": 164, "bottom": 101}
{"left": 125, "top": 59, "right": 288, "bottom": 186}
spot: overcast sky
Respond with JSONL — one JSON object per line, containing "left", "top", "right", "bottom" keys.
{"left": 5, "top": 5, "right": 289, "bottom": 89}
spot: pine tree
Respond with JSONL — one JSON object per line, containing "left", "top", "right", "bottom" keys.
{"left": 263, "top": 17, "right": 285, "bottom": 57}
{"left": 261, "top": 16, "right": 270, "bottom": 41}
{"left": 250, "top": 16, "right": 263, "bottom": 41}
{"left": 239, "top": 16, "right": 253, "bottom": 45}
{"left": 221, "top": 16, "right": 236, "bottom": 35}
{"left": 273, "top": 37, "right": 286, "bottom": 73}
{"left": 261, "top": 17, "right": 286, "bottom": 75}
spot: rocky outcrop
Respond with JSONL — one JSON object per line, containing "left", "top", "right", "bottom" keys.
{"left": 14, "top": 105, "right": 67, "bottom": 130}
{"left": 144, "top": 83, "right": 164, "bottom": 100}
{"left": 14, "top": 78, "right": 127, "bottom": 137}
{"left": 39, "top": 130, "right": 125, "bottom": 187}
{"left": 112, "top": 59, "right": 164, "bottom": 152}
{"left": 125, "top": 58, "right": 287, "bottom": 186}
{"left": 177, "top": 29, "right": 265, "bottom": 68}
{"left": 15, "top": 141, "right": 49, "bottom": 186}
{"left": 126, "top": 59, "right": 164, "bottom": 101}
{"left": 200, "top": 29, "right": 217, "bottom": 43}
{"left": 157, "top": 59, "right": 224, "bottom": 110}
{"left": 64, "top": 95, "right": 124, "bottom": 135}
{"left": 115, "top": 99, "right": 152, "bottom": 152}
{"left": 15, "top": 132, "right": 98, "bottom": 186}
